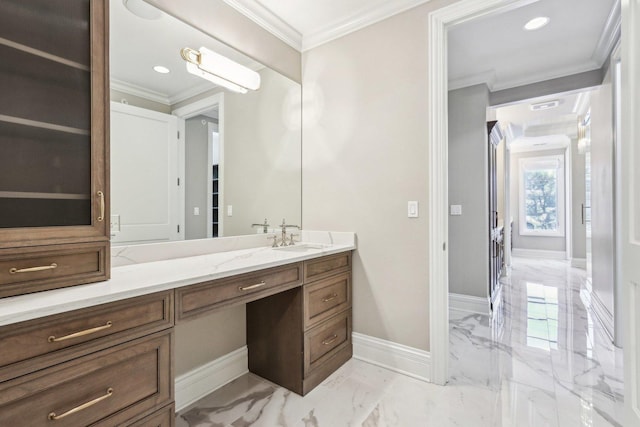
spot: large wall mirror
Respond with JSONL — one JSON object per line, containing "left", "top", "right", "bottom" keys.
{"left": 109, "top": 0, "right": 302, "bottom": 245}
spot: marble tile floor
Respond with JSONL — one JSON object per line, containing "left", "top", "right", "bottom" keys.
{"left": 176, "top": 257, "right": 624, "bottom": 426}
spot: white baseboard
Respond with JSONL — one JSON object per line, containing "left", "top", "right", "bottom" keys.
{"left": 352, "top": 332, "right": 431, "bottom": 382}
{"left": 175, "top": 346, "right": 248, "bottom": 412}
{"left": 570, "top": 258, "right": 587, "bottom": 269}
{"left": 512, "top": 248, "right": 567, "bottom": 259}
{"left": 449, "top": 293, "right": 489, "bottom": 315}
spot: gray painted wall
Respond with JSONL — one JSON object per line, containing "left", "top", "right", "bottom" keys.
{"left": 590, "top": 67, "right": 615, "bottom": 322}
{"left": 110, "top": 89, "right": 171, "bottom": 114}
{"left": 185, "top": 115, "right": 218, "bottom": 240}
{"left": 448, "top": 85, "right": 490, "bottom": 299}
{"left": 510, "top": 149, "right": 567, "bottom": 252}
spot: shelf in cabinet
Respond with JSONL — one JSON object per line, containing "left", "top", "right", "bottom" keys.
{"left": 0, "top": 191, "right": 90, "bottom": 200}
{"left": 0, "top": 37, "right": 89, "bottom": 71}
{"left": 0, "top": 115, "right": 89, "bottom": 136}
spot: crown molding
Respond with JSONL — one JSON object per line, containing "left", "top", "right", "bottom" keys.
{"left": 168, "top": 81, "right": 217, "bottom": 106}
{"left": 448, "top": 70, "right": 496, "bottom": 91}
{"left": 110, "top": 78, "right": 170, "bottom": 105}
{"left": 591, "top": 0, "right": 621, "bottom": 66}
{"left": 222, "top": 0, "right": 302, "bottom": 50}
{"left": 302, "top": 0, "right": 433, "bottom": 51}
{"left": 491, "top": 60, "right": 601, "bottom": 92}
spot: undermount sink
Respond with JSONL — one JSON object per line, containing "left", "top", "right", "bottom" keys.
{"left": 273, "top": 243, "right": 330, "bottom": 252}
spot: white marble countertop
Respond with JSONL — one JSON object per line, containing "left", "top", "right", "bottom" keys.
{"left": 0, "top": 231, "right": 356, "bottom": 327}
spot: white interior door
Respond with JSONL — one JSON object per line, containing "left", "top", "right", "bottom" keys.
{"left": 622, "top": 0, "right": 640, "bottom": 424}
{"left": 110, "top": 102, "right": 181, "bottom": 245}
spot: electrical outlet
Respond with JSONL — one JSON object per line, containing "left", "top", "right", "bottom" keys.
{"left": 450, "top": 205, "right": 462, "bottom": 216}
{"left": 193, "top": 207, "right": 200, "bottom": 216}
{"left": 227, "top": 205, "right": 233, "bottom": 216}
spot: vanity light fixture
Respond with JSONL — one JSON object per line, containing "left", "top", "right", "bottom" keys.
{"left": 181, "top": 47, "right": 261, "bottom": 94}
{"left": 153, "top": 65, "right": 170, "bottom": 74}
{"left": 524, "top": 16, "right": 550, "bottom": 31}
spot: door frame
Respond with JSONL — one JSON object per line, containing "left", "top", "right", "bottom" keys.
{"left": 172, "top": 93, "right": 225, "bottom": 237}
{"left": 427, "top": 0, "right": 544, "bottom": 385}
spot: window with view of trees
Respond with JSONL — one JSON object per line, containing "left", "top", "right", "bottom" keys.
{"left": 519, "top": 155, "right": 565, "bottom": 236}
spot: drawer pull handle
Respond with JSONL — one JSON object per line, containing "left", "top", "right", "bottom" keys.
{"left": 238, "top": 281, "right": 266, "bottom": 291}
{"left": 322, "top": 293, "right": 338, "bottom": 302}
{"left": 48, "top": 321, "right": 113, "bottom": 343}
{"left": 10, "top": 263, "right": 58, "bottom": 274}
{"left": 322, "top": 334, "right": 338, "bottom": 346}
{"left": 48, "top": 387, "right": 113, "bottom": 421}
{"left": 97, "top": 191, "right": 105, "bottom": 222}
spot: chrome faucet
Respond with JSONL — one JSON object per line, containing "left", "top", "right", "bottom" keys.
{"left": 251, "top": 218, "right": 270, "bottom": 233}
{"left": 279, "top": 218, "right": 300, "bottom": 246}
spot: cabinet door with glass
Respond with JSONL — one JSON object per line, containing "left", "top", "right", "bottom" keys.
{"left": 0, "top": 0, "right": 109, "bottom": 297}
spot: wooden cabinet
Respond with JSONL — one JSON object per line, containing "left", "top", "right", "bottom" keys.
{"left": 0, "top": 292, "right": 174, "bottom": 426}
{"left": 176, "top": 263, "right": 303, "bottom": 322}
{"left": 0, "top": 0, "right": 110, "bottom": 297}
{"left": 247, "top": 252, "right": 353, "bottom": 395}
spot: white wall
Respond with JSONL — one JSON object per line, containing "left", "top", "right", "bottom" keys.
{"left": 302, "top": 0, "right": 455, "bottom": 352}
{"left": 590, "top": 67, "right": 615, "bottom": 323}
{"left": 448, "top": 85, "right": 490, "bottom": 299}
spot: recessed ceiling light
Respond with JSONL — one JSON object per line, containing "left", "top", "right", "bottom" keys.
{"left": 153, "top": 65, "right": 170, "bottom": 74}
{"left": 524, "top": 16, "right": 550, "bottom": 31}
{"left": 123, "top": 0, "right": 162, "bottom": 20}
{"left": 530, "top": 100, "right": 560, "bottom": 111}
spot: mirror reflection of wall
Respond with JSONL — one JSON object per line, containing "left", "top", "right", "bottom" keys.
{"left": 109, "top": 0, "right": 302, "bottom": 245}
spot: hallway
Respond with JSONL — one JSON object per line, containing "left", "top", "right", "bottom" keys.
{"left": 176, "top": 257, "right": 624, "bottom": 426}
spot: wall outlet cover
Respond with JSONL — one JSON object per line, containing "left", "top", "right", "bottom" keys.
{"left": 450, "top": 205, "right": 462, "bottom": 216}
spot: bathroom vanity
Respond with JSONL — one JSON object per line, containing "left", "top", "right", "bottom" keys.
{"left": 0, "top": 234, "right": 354, "bottom": 426}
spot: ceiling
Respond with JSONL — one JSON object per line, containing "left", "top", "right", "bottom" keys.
{"left": 448, "top": 0, "right": 619, "bottom": 91}
{"left": 224, "top": 0, "right": 619, "bottom": 91}
{"left": 110, "top": 0, "right": 262, "bottom": 105}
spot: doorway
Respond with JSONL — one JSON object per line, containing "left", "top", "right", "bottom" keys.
{"left": 172, "top": 93, "right": 225, "bottom": 239}
{"left": 428, "top": 0, "right": 622, "bottom": 386}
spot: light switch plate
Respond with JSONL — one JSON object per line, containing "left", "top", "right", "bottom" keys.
{"left": 110, "top": 214, "right": 121, "bottom": 233}
{"left": 408, "top": 201, "right": 419, "bottom": 218}
{"left": 450, "top": 205, "right": 462, "bottom": 216}
{"left": 227, "top": 205, "right": 233, "bottom": 216}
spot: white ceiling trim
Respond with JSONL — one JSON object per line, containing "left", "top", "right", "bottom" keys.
{"left": 451, "top": 58, "right": 600, "bottom": 93}
{"left": 591, "top": 0, "right": 621, "bottom": 66}
{"left": 222, "top": 0, "right": 303, "bottom": 51}
{"left": 491, "top": 59, "right": 601, "bottom": 92}
{"left": 302, "top": 0, "right": 433, "bottom": 51}
{"left": 448, "top": 70, "right": 496, "bottom": 91}
{"left": 167, "top": 81, "right": 218, "bottom": 106}
{"left": 110, "top": 78, "right": 170, "bottom": 105}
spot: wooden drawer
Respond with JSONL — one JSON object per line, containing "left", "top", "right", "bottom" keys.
{"left": 0, "top": 331, "right": 173, "bottom": 427}
{"left": 303, "top": 252, "right": 351, "bottom": 283}
{"left": 0, "top": 241, "right": 109, "bottom": 298}
{"left": 177, "top": 263, "right": 303, "bottom": 322}
{"left": 304, "top": 309, "right": 351, "bottom": 376}
{"left": 126, "top": 403, "right": 175, "bottom": 427}
{"left": 0, "top": 291, "right": 173, "bottom": 383}
{"left": 303, "top": 272, "right": 351, "bottom": 330}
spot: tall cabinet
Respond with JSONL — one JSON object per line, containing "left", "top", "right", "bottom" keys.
{"left": 0, "top": 0, "right": 109, "bottom": 297}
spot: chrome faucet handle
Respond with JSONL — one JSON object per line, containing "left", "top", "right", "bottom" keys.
{"left": 252, "top": 218, "right": 270, "bottom": 234}
{"left": 289, "top": 233, "right": 298, "bottom": 246}
{"left": 268, "top": 235, "right": 278, "bottom": 248}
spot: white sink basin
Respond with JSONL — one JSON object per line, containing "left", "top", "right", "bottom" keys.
{"left": 273, "top": 243, "right": 330, "bottom": 252}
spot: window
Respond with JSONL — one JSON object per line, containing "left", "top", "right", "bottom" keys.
{"left": 519, "top": 155, "right": 565, "bottom": 236}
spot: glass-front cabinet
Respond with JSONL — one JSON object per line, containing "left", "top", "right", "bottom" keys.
{"left": 0, "top": 0, "right": 109, "bottom": 297}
